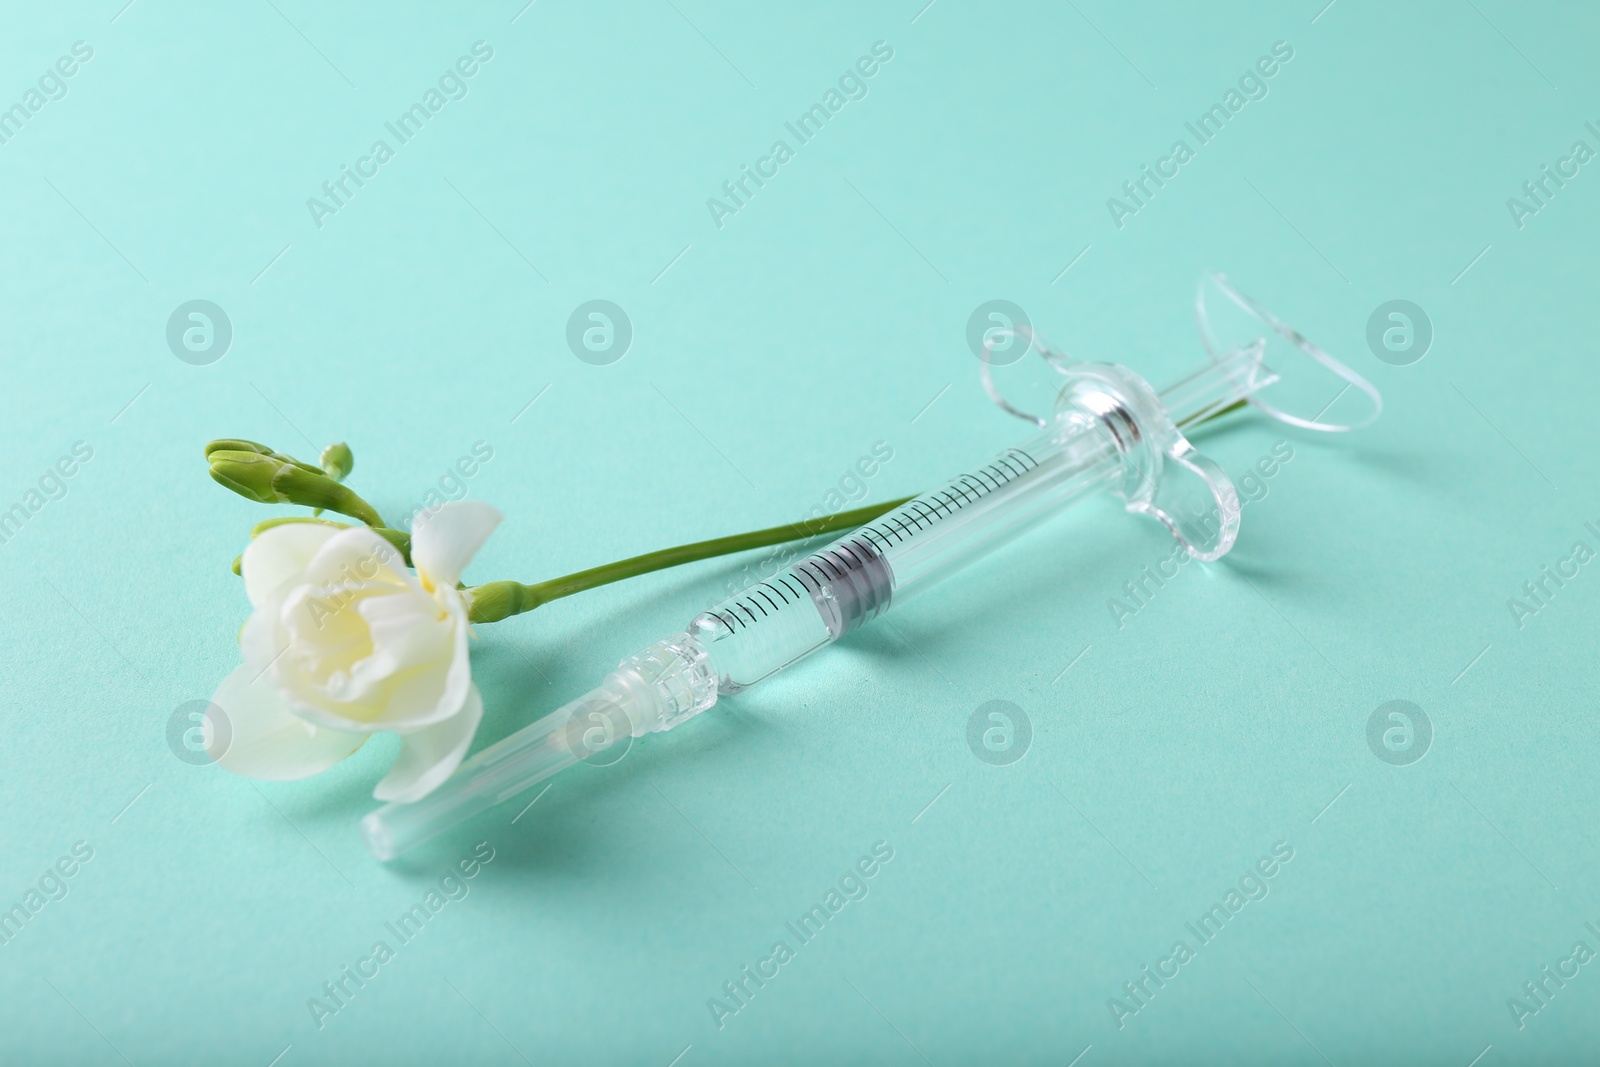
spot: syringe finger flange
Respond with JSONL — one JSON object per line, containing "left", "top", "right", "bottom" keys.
{"left": 1055, "top": 361, "right": 1242, "bottom": 561}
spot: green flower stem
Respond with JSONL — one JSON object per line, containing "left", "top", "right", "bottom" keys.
{"left": 1178, "top": 397, "right": 1247, "bottom": 433}
{"left": 467, "top": 497, "right": 914, "bottom": 624}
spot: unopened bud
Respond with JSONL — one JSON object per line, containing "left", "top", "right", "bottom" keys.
{"left": 203, "top": 439, "right": 321, "bottom": 473}
{"left": 204, "top": 438, "right": 271, "bottom": 459}
{"left": 208, "top": 449, "right": 382, "bottom": 526}
{"left": 321, "top": 441, "right": 354, "bottom": 482}
{"left": 272, "top": 465, "right": 382, "bottom": 526}
{"left": 208, "top": 450, "right": 282, "bottom": 503}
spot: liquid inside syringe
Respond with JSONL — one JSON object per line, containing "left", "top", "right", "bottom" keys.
{"left": 694, "top": 431, "right": 1119, "bottom": 694}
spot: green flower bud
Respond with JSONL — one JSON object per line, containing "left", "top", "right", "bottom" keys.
{"left": 208, "top": 450, "right": 282, "bottom": 503}
{"left": 205, "top": 438, "right": 272, "bottom": 459}
{"left": 272, "top": 465, "right": 383, "bottom": 526}
{"left": 203, "top": 438, "right": 321, "bottom": 473}
{"left": 208, "top": 449, "right": 383, "bottom": 526}
{"left": 320, "top": 441, "right": 354, "bottom": 482}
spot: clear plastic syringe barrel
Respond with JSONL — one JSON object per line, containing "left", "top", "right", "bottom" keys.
{"left": 362, "top": 349, "right": 1275, "bottom": 859}
{"left": 686, "top": 345, "right": 1275, "bottom": 693}
{"left": 689, "top": 416, "right": 1119, "bottom": 692}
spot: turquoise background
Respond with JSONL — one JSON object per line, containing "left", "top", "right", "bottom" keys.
{"left": 2, "top": 0, "right": 1597, "bottom": 1063}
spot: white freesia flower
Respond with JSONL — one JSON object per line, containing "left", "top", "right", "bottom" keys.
{"left": 207, "top": 500, "right": 502, "bottom": 802}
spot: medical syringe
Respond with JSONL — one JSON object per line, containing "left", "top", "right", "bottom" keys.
{"left": 361, "top": 272, "right": 1381, "bottom": 860}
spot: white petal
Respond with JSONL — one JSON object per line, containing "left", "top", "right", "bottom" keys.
{"left": 372, "top": 685, "right": 484, "bottom": 802}
{"left": 365, "top": 584, "right": 474, "bottom": 731}
{"left": 239, "top": 588, "right": 289, "bottom": 674}
{"left": 436, "top": 586, "right": 473, "bottom": 724}
{"left": 241, "top": 523, "right": 339, "bottom": 608}
{"left": 208, "top": 665, "right": 366, "bottom": 780}
{"left": 302, "top": 526, "right": 414, "bottom": 593}
{"left": 257, "top": 526, "right": 422, "bottom": 722}
{"left": 273, "top": 585, "right": 464, "bottom": 733}
{"left": 411, "top": 500, "right": 503, "bottom": 590}
{"left": 279, "top": 581, "right": 410, "bottom": 704}
{"left": 355, "top": 588, "right": 454, "bottom": 678}
{"left": 350, "top": 591, "right": 464, "bottom": 728}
